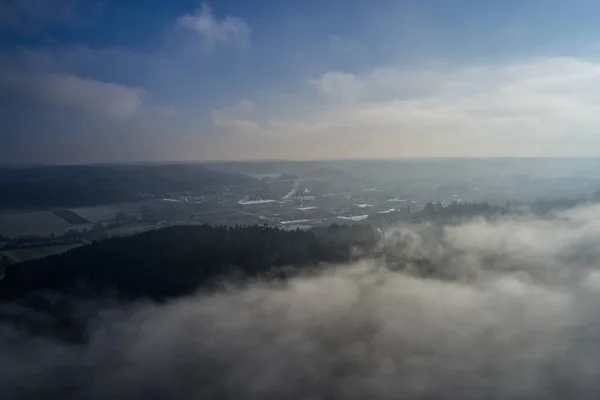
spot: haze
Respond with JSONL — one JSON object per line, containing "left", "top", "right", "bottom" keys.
{"left": 3, "top": 0, "right": 600, "bottom": 163}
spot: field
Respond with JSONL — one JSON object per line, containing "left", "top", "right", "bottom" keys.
{"left": 0, "top": 244, "right": 82, "bottom": 263}
{"left": 0, "top": 211, "right": 71, "bottom": 237}
{"left": 70, "top": 202, "right": 143, "bottom": 224}
{"left": 0, "top": 202, "right": 148, "bottom": 238}
{"left": 52, "top": 209, "right": 91, "bottom": 225}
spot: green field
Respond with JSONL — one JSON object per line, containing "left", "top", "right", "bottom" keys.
{"left": 0, "top": 202, "right": 144, "bottom": 238}
{"left": 0, "top": 211, "right": 71, "bottom": 237}
{"left": 70, "top": 202, "right": 143, "bottom": 224}
{"left": 1, "top": 244, "right": 82, "bottom": 263}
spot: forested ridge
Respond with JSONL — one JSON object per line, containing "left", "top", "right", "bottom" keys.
{"left": 1, "top": 224, "right": 380, "bottom": 301}
{"left": 0, "top": 224, "right": 380, "bottom": 342}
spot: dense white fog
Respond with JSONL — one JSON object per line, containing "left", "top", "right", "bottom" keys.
{"left": 5, "top": 206, "right": 600, "bottom": 399}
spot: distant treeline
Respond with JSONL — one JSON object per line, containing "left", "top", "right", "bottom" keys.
{"left": 1, "top": 224, "right": 380, "bottom": 301}
{"left": 0, "top": 224, "right": 380, "bottom": 341}
{"left": 0, "top": 164, "right": 254, "bottom": 209}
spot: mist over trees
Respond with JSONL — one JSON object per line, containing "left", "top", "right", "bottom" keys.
{"left": 0, "top": 224, "right": 380, "bottom": 342}
{"left": 1, "top": 224, "right": 380, "bottom": 301}
{"left": 4, "top": 207, "right": 600, "bottom": 398}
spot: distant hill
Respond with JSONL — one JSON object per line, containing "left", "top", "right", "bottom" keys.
{"left": 0, "top": 164, "right": 256, "bottom": 209}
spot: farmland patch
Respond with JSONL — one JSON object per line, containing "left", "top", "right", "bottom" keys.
{"left": 0, "top": 211, "right": 70, "bottom": 237}
{"left": 71, "top": 202, "right": 143, "bottom": 223}
{"left": 1, "top": 244, "right": 82, "bottom": 263}
{"left": 52, "top": 209, "right": 91, "bottom": 225}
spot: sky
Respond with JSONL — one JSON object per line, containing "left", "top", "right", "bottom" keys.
{"left": 2, "top": 0, "right": 600, "bottom": 163}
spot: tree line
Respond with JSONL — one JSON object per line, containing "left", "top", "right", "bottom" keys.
{"left": 0, "top": 224, "right": 380, "bottom": 302}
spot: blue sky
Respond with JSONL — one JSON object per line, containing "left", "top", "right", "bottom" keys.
{"left": 2, "top": 0, "right": 600, "bottom": 163}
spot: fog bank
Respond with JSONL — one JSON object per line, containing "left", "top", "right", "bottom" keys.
{"left": 5, "top": 206, "right": 600, "bottom": 399}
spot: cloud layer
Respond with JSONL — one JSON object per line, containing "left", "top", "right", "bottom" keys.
{"left": 213, "top": 57, "right": 600, "bottom": 159}
{"left": 5, "top": 206, "right": 600, "bottom": 398}
{"left": 0, "top": 72, "right": 147, "bottom": 118}
{"left": 176, "top": 4, "right": 250, "bottom": 50}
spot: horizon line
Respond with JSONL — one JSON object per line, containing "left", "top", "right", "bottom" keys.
{"left": 4, "top": 155, "right": 600, "bottom": 168}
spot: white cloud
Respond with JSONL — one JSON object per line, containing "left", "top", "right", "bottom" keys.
{"left": 237, "top": 99, "right": 254, "bottom": 109}
{"left": 212, "top": 57, "right": 600, "bottom": 159}
{"left": 1, "top": 72, "right": 147, "bottom": 118}
{"left": 310, "top": 72, "right": 363, "bottom": 105}
{"left": 0, "top": 46, "right": 180, "bottom": 163}
{"left": 213, "top": 117, "right": 259, "bottom": 134}
{"left": 176, "top": 4, "right": 250, "bottom": 49}
{"left": 39, "top": 74, "right": 146, "bottom": 118}
{"left": 211, "top": 99, "right": 259, "bottom": 135}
